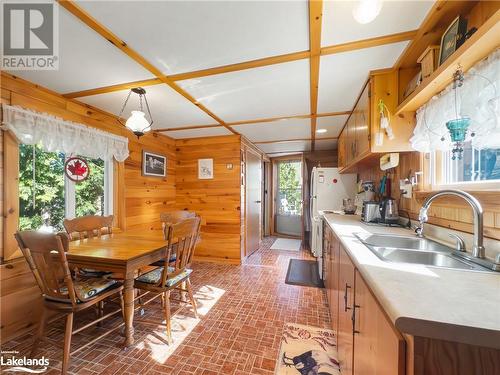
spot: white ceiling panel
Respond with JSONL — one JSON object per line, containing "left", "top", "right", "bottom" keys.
{"left": 6, "top": 5, "right": 153, "bottom": 94}
{"left": 318, "top": 42, "right": 408, "bottom": 113}
{"left": 178, "top": 60, "right": 310, "bottom": 122}
{"left": 233, "top": 118, "right": 311, "bottom": 142}
{"left": 79, "top": 84, "right": 215, "bottom": 129}
{"left": 165, "top": 126, "right": 232, "bottom": 139}
{"left": 322, "top": 1, "right": 434, "bottom": 46}
{"left": 315, "top": 139, "right": 338, "bottom": 151}
{"left": 316, "top": 115, "right": 349, "bottom": 138}
{"left": 258, "top": 141, "right": 311, "bottom": 154}
{"left": 75, "top": 0, "right": 309, "bottom": 75}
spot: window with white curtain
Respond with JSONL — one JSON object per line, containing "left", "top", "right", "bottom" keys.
{"left": 1, "top": 105, "right": 127, "bottom": 231}
{"left": 412, "top": 49, "right": 500, "bottom": 189}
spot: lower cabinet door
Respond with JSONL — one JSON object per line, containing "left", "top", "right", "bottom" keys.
{"left": 330, "top": 232, "right": 340, "bottom": 339}
{"left": 353, "top": 271, "right": 405, "bottom": 375}
{"left": 338, "top": 245, "right": 355, "bottom": 375}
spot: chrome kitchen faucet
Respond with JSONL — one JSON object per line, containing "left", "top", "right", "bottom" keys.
{"left": 417, "top": 189, "right": 485, "bottom": 259}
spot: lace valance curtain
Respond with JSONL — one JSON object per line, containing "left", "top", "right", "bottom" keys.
{"left": 1, "top": 105, "right": 129, "bottom": 162}
{"left": 410, "top": 49, "right": 500, "bottom": 152}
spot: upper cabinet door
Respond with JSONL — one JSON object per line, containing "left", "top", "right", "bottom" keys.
{"left": 338, "top": 130, "right": 346, "bottom": 170}
{"left": 354, "top": 81, "right": 370, "bottom": 158}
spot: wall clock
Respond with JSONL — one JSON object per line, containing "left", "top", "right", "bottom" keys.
{"left": 65, "top": 156, "right": 90, "bottom": 183}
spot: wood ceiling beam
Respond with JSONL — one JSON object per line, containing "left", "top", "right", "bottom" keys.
{"left": 63, "top": 78, "right": 162, "bottom": 99}
{"left": 57, "top": 0, "right": 237, "bottom": 135}
{"left": 62, "top": 28, "right": 418, "bottom": 100}
{"left": 308, "top": 0, "right": 323, "bottom": 151}
{"left": 254, "top": 136, "right": 337, "bottom": 144}
{"left": 154, "top": 111, "right": 350, "bottom": 132}
{"left": 321, "top": 29, "right": 417, "bottom": 56}
{"left": 170, "top": 50, "right": 310, "bottom": 81}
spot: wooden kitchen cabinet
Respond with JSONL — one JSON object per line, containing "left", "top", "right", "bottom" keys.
{"left": 338, "top": 244, "right": 356, "bottom": 375}
{"left": 322, "top": 221, "right": 405, "bottom": 375}
{"left": 337, "top": 70, "right": 415, "bottom": 174}
{"left": 353, "top": 270, "right": 405, "bottom": 375}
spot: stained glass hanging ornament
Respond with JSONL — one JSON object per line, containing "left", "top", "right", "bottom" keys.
{"left": 65, "top": 156, "right": 90, "bottom": 183}
{"left": 445, "top": 68, "right": 469, "bottom": 160}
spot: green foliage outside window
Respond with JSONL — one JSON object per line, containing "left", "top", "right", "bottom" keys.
{"left": 278, "top": 161, "right": 302, "bottom": 215}
{"left": 19, "top": 144, "right": 105, "bottom": 231}
{"left": 19, "top": 144, "right": 65, "bottom": 231}
{"left": 76, "top": 158, "right": 105, "bottom": 217}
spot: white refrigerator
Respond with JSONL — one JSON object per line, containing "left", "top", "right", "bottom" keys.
{"left": 309, "top": 167, "right": 356, "bottom": 279}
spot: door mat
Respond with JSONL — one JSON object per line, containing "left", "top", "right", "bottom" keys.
{"left": 271, "top": 238, "right": 302, "bottom": 251}
{"left": 285, "top": 259, "right": 324, "bottom": 288}
{"left": 275, "top": 323, "right": 340, "bottom": 374}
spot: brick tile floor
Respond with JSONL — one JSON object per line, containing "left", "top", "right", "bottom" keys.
{"left": 2, "top": 237, "right": 331, "bottom": 374}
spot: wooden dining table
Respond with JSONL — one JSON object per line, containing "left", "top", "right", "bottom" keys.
{"left": 67, "top": 230, "right": 167, "bottom": 347}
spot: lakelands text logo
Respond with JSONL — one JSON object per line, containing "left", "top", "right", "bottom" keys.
{"left": 1, "top": 0, "right": 59, "bottom": 70}
{"left": 1, "top": 351, "right": 49, "bottom": 373}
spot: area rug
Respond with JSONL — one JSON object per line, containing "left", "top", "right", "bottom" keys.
{"left": 285, "top": 259, "right": 324, "bottom": 288}
{"left": 271, "top": 238, "right": 302, "bottom": 251}
{"left": 275, "top": 323, "right": 340, "bottom": 374}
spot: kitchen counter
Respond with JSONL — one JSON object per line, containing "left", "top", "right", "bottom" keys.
{"left": 322, "top": 213, "right": 500, "bottom": 349}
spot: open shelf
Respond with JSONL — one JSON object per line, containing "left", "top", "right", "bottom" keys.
{"left": 395, "top": 9, "right": 500, "bottom": 115}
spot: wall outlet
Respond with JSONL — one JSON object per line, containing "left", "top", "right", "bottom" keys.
{"left": 399, "top": 179, "right": 412, "bottom": 198}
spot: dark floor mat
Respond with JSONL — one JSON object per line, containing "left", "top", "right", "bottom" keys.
{"left": 285, "top": 259, "right": 324, "bottom": 288}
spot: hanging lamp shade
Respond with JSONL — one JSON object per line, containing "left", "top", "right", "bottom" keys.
{"left": 126, "top": 110, "right": 151, "bottom": 137}
{"left": 118, "top": 87, "right": 154, "bottom": 137}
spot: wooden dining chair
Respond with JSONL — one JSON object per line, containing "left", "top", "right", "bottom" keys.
{"left": 134, "top": 217, "right": 201, "bottom": 344}
{"left": 14, "top": 231, "right": 124, "bottom": 375}
{"left": 63, "top": 215, "right": 115, "bottom": 278}
{"left": 63, "top": 215, "right": 114, "bottom": 240}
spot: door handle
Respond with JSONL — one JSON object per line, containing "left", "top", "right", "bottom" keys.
{"left": 352, "top": 304, "right": 360, "bottom": 334}
{"left": 255, "top": 200, "right": 261, "bottom": 203}
{"left": 343, "top": 283, "right": 351, "bottom": 312}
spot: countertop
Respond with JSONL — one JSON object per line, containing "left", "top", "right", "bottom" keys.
{"left": 322, "top": 213, "right": 500, "bottom": 349}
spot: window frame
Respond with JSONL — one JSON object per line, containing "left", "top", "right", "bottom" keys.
{"left": 430, "top": 150, "right": 500, "bottom": 191}
{"left": 2, "top": 131, "right": 119, "bottom": 263}
{"left": 65, "top": 157, "right": 113, "bottom": 219}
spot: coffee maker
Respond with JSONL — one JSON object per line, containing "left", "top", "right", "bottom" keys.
{"left": 379, "top": 197, "right": 399, "bottom": 224}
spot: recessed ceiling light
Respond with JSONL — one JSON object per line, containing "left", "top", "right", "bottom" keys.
{"left": 316, "top": 129, "right": 327, "bottom": 134}
{"left": 353, "top": 0, "right": 383, "bottom": 24}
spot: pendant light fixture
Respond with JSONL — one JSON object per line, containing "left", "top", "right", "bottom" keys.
{"left": 352, "top": 0, "right": 383, "bottom": 24}
{"left": 118, "top": 87, "right": 153, "bottom": 138}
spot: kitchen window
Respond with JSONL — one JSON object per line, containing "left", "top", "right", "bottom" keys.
{"left": 18, "top": 143, "right": 113, "bottom": 232}
{"left": 431, "top": 143, "right": 500, "bottom": 189}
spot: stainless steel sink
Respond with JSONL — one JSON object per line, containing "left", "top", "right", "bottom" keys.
{"left": 354, "top": 233, "right": 495, "bottom": 272}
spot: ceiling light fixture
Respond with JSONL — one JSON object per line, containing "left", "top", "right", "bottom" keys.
{"left": 118, "top": 87, "right": 153, "bottom": 138}
{"left": 352, "top": 0, "right": 383, "bottom": 24}
{"left": 316, "top": 129, "right": 327, "bottom": 134}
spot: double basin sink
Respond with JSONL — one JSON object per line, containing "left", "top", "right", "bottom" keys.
{"left": 354, "top": 233, "right": 498, "bottom": 272}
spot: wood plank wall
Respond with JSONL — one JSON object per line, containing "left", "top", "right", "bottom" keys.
{"left": 357, "top": 152, "right": 500, "bottom": 242}
{"left": 0, "top": 72, "right": 176, "bottom": 342}
{"left": 175, "top": 135, "right": 242, "bottom": 264}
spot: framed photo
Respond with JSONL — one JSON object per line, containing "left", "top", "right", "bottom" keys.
{"left": 142, "top": 151, "right": 166, "bottom": 177}
{"left": 439, "top": 16, "right": 467, "bottom": 66}
{"left": 198, "top": 158, "right": 214, "bottom": 179}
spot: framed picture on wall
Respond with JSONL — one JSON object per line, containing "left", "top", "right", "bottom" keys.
{"left": 198, "top": 158, "right": 214, "bottom": 179}
{"left": 438, "top": 16, "right": 467, "bottom": 66}
{"left": 142, "top": 151, "right": 167, "bottom": 177}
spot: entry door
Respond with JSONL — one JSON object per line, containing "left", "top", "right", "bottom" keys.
{"left": 275, "top": 159, "right": 303, "bottom": 237}
{"left": 246, "top": 151, "right": 262, "bottom": 256}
